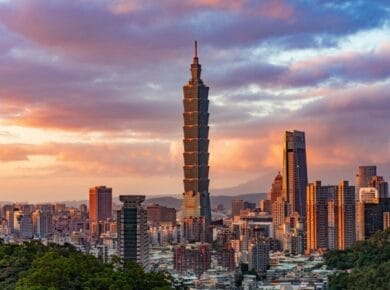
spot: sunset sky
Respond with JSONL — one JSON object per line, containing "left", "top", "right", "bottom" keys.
{"left": 0, "top": 0, "right": 389, "bottom": 202}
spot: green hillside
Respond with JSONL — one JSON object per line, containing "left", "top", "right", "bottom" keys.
{"left": 325, "top": 228, "right": 390, "bottom": 290}
{"left": 0, "top": 240, "right": 171, "bottom": 290}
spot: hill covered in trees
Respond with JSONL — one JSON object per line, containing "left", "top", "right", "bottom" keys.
{"left": 324, "top": 228, "right": 390, "bottom": 290}
{"left": 0, "top": 240, "right": 172, "bottom": 290}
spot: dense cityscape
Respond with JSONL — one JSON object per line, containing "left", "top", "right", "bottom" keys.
{"left": 0, "top": 43, "right": 389, "bottom": 290}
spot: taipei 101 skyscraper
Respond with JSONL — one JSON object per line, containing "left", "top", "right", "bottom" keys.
{"left": 181, "top": 41, "right": 212, "bottom": 225}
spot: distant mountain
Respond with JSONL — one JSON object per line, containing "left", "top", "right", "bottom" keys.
{"left": 210, "top": 173, "right": 275, "bottom": 195}
{"left": 144, "top": 192, "right": 268, "bottom": 210}
{"left": 1, "top": 175, "right": 275, "bottom": 209}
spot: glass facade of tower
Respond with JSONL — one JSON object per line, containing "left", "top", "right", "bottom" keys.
{"left": 283, "top": 130, "right": 308, "bottom": 218}
{"left": 117, "top": 195, "right": 149, "bottom": 270}
{"left": 182, "top": 42, "right": 211, "bottom": 224}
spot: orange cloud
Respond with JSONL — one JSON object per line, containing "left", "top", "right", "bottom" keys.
{"left": 257, "top": 0, "right": 295, "bottom": 20}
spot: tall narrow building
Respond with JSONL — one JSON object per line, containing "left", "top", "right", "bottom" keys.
{"left": 335, "top": 180, "right": 356, "bottom": 250}
{"left": 89, "top": 185, "right": 112, "bottom": 222}
{"left": 182, "top": 41, "right": 211, "bottom": 225}
{"left": 117, "top": 195, "right": 149, "bottom": 270}
{"left": 355, "top": 166, "right": 376, "bottom": 191}
{"left": 270, "top": 172, "right": 283, "bottom": 203}
{"left": 306, "top": 181, "right": 336, "bottom": 252}
{"left": 282, "top": 130, "right": 308, "bottom": 217}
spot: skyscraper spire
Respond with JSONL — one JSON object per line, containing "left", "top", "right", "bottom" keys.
{"left": 191, "top": 40, "right": 201, "bottom": 81}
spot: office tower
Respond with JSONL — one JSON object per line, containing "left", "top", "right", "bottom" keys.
{"left": 182, "top": 216, "right": 207, "bottom": 243}
{"left": 306, "top": 181, "right": 336, "bottom": 252}
{"left": 327, "top": 199, "right": 336, "bottom": 249}
{"left": 272, "top": 197, "right": 290, "bottom": 227}
{"left": 174, "top": 243, "right": 211, "bottom": 277}
{"left": 32, "top": 209, "right": 53, "bottom": 238}
{"left": 335, "top": 180, "right": 355, "bottom": 250}
{"left": 249, "top": 239, "right": 270, "bottom": 272}
{"left": 79, "top": 204, "right": 88, "bottom": 220}
{"left": 117, "top": 195, "right": 149, "bottom": 269}
{"left": 146, "top": 204, "right": 176, "bottom": 226}
{"left": 5, "top": 209, "right": 14, "bottom": 233}
{"left": 283, "top": 130, "right": 308, "bottom": 217}
{"left": 259, "top": 200, "right": 272, "bottom": 214}
{"left": 272, "top": 197, "right": 290, "bottom": 243}
{"left": 290, "top": 230, "right": 304, "bottom": 255}
{"left": 19, "top": 214, "right": 33, "bottom": 239}
{"left": 89, "top": 186, "right": 113, "bottom": 222}
{"left": 356, "top": 187, "right": 381, "bottom": 240}
{"left": 12, "top": 209, "right": 23, "bottom": 234}
{"left": 270, "top": 172, "right": 283, "bottom": 202}
{"left": 232, "top": 199, "right": 244, "bottom": 217}
{"left": 182, "top": 41, "right": 212, "bottom": 225}
{"left": 368, "top": 176, "right": 388, "bottom": 198}
{"left": 217, "top": 245, "right": 236, "bottom": 271}
{"left": 355, "top": 166, "right": 376, "bottom": 199}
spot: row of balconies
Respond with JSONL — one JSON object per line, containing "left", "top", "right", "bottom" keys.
{"left": 183, "top": 152, "right": 209, "bottom": 165}
{"left": 183, "top": 126, "right": 209, "bottom": 139}
{"left": 183, "top": 165, "right": 209, "bottom": 179}
{"left": 183, "top": 112, "right": 209, "bottom": 125}
{"left": 183, "top": 85, "right": 209, "bottom": 100}
{"left": 183, "top": 139, "right": 209, "bottom": 152}
{"left": 183, "top": 179, "right": 210, "bottom": 193}
{"left": 183, "top": 98, "right": 209, "bottom": 113}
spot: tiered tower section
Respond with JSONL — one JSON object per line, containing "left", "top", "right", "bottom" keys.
{"left": 182, "top": 41, "right": 211, "bottom": 224}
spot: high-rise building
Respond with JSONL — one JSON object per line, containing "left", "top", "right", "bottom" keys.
{"left": 327, "top": 199, "right": 336, "bottom": 250}
{"left": 32, "top": 209, "right": 53, "bottom": 238}
{"left": 306, "top": 181, "right": 336, "bottom": 252}
{"left": 232, "top": 199, "right": 244, "bottom": 217}
{"left": 270, "top": 172, "right": 283, "bottom": 202}
{"left": 368, "top": 176, "right": 388, "bottom": 198}
{"left": 282, "top": 130, "right": 308, "bottom": 217}
{"left": 117, "top": 195, "right": 149, "bottom": 269}
{"left": 335, "top": 180, "right": 355, "bottom": 250}
{"left": 272, "top": 197, "right": 290, "bottom": 243}
{"left": 249, "top": 239, "right": 270, "bottom": 272}
{"left": 182, "top": 216, "right": 207, "bottom": 243}
{"left": 356, "top": 187, "right": 380, "bottom": 240}
{"left": 355, "top": 166, "right": 377, "bottom": 199}
{"left": 146, "top": 204, "right": 176, "bottom": 226}
{"left": 174, "top": 243, "right": 211, "bottom": 277}
{"left": 259, "top": 199, "right": 272, "bottom": 214}
{"left": 89, "top": 186, "right": 113, "bottom": 222}
{"left": 19, "top": 214, "right": 33, "bottom": 239}
{"left": 216, "top": 244, "right": 236, "bottom": 271}
{"left": 182, "top": 41, "right": 212, "bottom": 226}
{"left": 5, "top": 208, "right": 14, "bottom": 233}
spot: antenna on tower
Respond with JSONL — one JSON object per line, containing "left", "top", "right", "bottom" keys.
{"left": 195, "top": 40, "right": 198, "bottom": 58}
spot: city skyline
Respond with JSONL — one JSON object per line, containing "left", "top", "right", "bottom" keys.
{"left": 0, "top": 0, "right": 389, "bottom": 202}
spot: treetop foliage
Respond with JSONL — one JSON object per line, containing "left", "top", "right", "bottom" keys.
{"left": 0, "top": 241, "right": 172, "bottom": 290}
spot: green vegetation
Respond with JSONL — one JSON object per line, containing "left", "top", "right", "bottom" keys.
{"left": 0, "top": 241, "right": 172, "bottom": 290}
{"left": 324, "top": 229, "right": 390, "bottom": 290}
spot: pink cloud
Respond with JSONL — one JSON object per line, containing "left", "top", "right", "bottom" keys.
{"left": 257, "top": 0, "right": 295, "bottom": 20}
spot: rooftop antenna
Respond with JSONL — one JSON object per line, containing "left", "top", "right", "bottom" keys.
{"left": 195, "top": 40, "right": 198, "bottom": 58}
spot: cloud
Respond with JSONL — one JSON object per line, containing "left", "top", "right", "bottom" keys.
{"left": 0, "top": 0, "right": 389, "bottom": 199}
{"left": 0, "top": 142, "right": 179, "bottom": 176}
